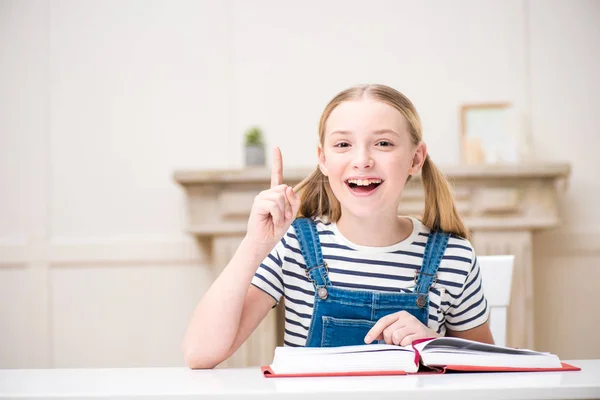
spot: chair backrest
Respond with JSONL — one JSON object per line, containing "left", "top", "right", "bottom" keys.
{"left": 477, "top": 255, "right": 515, "bottom": 347}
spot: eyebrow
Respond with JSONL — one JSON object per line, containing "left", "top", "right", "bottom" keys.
{"left": 329, "top": 129, "right": 400, "bottom": 136}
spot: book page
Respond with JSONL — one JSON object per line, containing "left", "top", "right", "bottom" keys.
{"left": 270, "top": 344, "right": 419, "bottom": 374}
{"left": 417, "top": 337, "right": 547, "bottom": 355}
{"left": 414, "top": 338, "right": 562, "bottom": 369}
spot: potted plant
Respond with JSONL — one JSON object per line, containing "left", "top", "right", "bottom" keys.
{"left": 244, "top": 126, "right": 266, "bottom": 167}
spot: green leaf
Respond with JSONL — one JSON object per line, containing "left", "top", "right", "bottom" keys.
{"left": 244, "top": 126, "right": 264, "bottom": 146}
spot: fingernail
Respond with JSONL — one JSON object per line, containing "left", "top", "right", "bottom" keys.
{"left": 364, "top": 335, "right": 371, "bottom": 343}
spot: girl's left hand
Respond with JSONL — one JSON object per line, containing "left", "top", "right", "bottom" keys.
{"left": 364, "top": 310, "right": 441, "bottom": 346}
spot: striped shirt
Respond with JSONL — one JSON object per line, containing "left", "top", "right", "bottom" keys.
{"left": 251, "top": 216, "right": 490, "bottom": 347}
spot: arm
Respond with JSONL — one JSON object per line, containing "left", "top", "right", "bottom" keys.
{"left": 182, "top": 238, "right": 276, "bottom": 369}
{"left": 446, "top": 319, "right": 494, "bottom": 344}
{"left": 225, "top": 284, "right": 277, "bottom": 360}
{"left": 182, "top": 147, "right": 299, "bottom": 369}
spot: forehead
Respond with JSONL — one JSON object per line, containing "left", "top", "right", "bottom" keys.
{"left": 325, "top": 98, "right": 408, "bottom": 134}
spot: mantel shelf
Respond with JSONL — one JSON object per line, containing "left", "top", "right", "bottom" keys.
{"left": 174, "top": 162, "right": 571, "bottom": 186}
{"left": 188, "top": 223, "right": 247, "bottom": 237}
{"left": 187, "top": 217, "right": 560, "bottom": 237}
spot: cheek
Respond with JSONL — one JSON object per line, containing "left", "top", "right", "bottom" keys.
{"left": 322, "top": 155, "right": 345, "bottom": 177}
{"left": 322, "top": 159, "right": 347, "bottom": 193}
{"left": 386, "top": 156, "right": 412, "bottom": 176}
{"left": 326, "top": 163, "right": 345, "bottom": 177}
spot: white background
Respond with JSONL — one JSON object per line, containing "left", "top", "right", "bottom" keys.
{"left": 0, "top": 0, "right": 598, "bottom": 367}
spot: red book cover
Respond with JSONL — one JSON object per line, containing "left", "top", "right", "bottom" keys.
{"left": 261, "top": 363, "right": 580, "bottom": 378}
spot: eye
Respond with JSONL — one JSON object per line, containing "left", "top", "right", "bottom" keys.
{"left": 376, "top": 141, "right": 393, "bottom": 147}
{"left": 334, "top": 142, "right": 350, "bottom": 148}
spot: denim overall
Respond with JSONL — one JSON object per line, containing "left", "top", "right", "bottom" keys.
{"left": 291, "top": 218, "right": 450, "bottom": 347}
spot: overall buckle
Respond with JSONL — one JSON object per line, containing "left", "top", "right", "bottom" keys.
{"left": 305, "top": 261, "right": 328, "bottom": 278}
{"left": 414, "top": 269, "right": 437, "bottom": 288}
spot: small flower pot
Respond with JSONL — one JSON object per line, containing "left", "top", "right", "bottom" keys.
{"left": 245, "top": 144, "right": 265, "bottom": 167}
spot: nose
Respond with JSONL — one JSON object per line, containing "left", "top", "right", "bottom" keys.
{"left": 351, "top": 147, "right": 374, "bottom": 169}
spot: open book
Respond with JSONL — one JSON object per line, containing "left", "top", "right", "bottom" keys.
{"left": 261, "top": 337, "right": 579, "bottom": 378}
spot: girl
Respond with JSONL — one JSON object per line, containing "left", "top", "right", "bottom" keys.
{"left": 183, "top": 84, "right": 494, "bottom": 369}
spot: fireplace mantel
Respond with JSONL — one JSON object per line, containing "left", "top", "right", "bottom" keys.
{"left": 174, "top": 162, "right": 570, "bottom": 367}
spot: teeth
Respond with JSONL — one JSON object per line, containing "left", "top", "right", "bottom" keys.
{"left": 347, "top": 179, "right": 382, "bottom": 186}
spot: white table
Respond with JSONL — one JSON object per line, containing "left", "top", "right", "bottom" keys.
{"left": 1, "top": 360, "right": 599, "bottom": 400}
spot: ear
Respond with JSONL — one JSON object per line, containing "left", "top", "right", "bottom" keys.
{"left": 318, "top": 146, "right": 328, "bottom": 176}
{"left": 409, "top": 142, "right": 427, "bottom": 175}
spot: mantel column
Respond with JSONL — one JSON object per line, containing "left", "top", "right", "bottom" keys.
{"left": 471, "top": 230, "right": 534, "bottom": 349}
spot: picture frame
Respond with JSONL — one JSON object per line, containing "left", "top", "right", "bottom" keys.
{"left": 460, "top": 103, "right": 517, "bottom": 165}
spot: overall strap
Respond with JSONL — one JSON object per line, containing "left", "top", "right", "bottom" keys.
{"left": 291, "top": 218, "right": 331, "bottom": 288}
{"left": 415, "top": 230, "right": 450, "bottom": 295}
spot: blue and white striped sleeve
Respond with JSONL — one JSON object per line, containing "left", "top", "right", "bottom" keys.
{"left": 445, "top": 254, "right": 490, "bottom": 331}
{"left": 250, "top": 239, "right": 285, "bottom": 305}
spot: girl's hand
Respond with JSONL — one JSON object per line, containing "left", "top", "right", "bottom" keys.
{"left": 246, "top": 147, "right": 301, "bottom": 251}
{"left": 364, "top": 310, "right": 441, "bottom": 346}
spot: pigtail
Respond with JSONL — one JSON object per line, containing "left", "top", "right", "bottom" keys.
{"left": 294, "top": 167, "right": 340, "bottom": 222}
{"left": 421, "top": 156, "right": 470, "bottom": 239}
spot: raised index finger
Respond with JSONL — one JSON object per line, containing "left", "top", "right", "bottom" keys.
{"left": 271, "top": 146, "right": 283, "bottom": 188}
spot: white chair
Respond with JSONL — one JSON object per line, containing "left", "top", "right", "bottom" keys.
{"left": 477, "top": 255, "right": 514, "bottom": 347}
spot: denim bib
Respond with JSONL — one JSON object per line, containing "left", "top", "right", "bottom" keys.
{"left": 291, "top": 217, "right": 449, "bottom": 347}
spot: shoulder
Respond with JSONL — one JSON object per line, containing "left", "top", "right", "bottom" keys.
{"left": 443, "top": 233, "right": 477, "bottom": 276}
{"left": 430, "top": 230, "right": 479, "bottom": 293}
{"left": 414, "top": 219, "right": 476, "bottom": 267}
{"left": 288, "top": 216, "right": 335, "bottom": 236}
{"left": 446, "top": 232, "right": 475, "bottom": 254}
{"left": 280, "top": 216, "right": 329, "bottom": 246}
{"left": 280, "top": 217, "right": 337, "bottom": 255}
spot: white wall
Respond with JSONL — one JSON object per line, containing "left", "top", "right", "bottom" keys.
{"left": 528, "top": 0, "right": 600, "bottom": 359}
{"left": 230, "top": 0, "right": 529, "bottom": 168}
{"left": 0, "top": 0, "right": 598, "bottom": 367}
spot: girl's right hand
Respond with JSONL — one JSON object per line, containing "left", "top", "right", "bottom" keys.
{"left": 246, "top": 147, "right": 301, "bottom": 251}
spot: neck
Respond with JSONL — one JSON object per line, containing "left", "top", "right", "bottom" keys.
{"left": 335, "top": 211, "right": 413, "bottom": 247}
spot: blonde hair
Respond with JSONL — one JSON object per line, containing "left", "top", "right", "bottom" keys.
{"left": 294, "top": 84, "right": 470, "bottom": 239}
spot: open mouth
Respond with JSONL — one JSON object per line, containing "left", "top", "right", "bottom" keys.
{"left": 345, "top": 178, "right": 383, "bottom": 195}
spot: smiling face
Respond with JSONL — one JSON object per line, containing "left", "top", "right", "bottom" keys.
{"left": 318, "top": 98, "right": 426, "bottom": 219}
